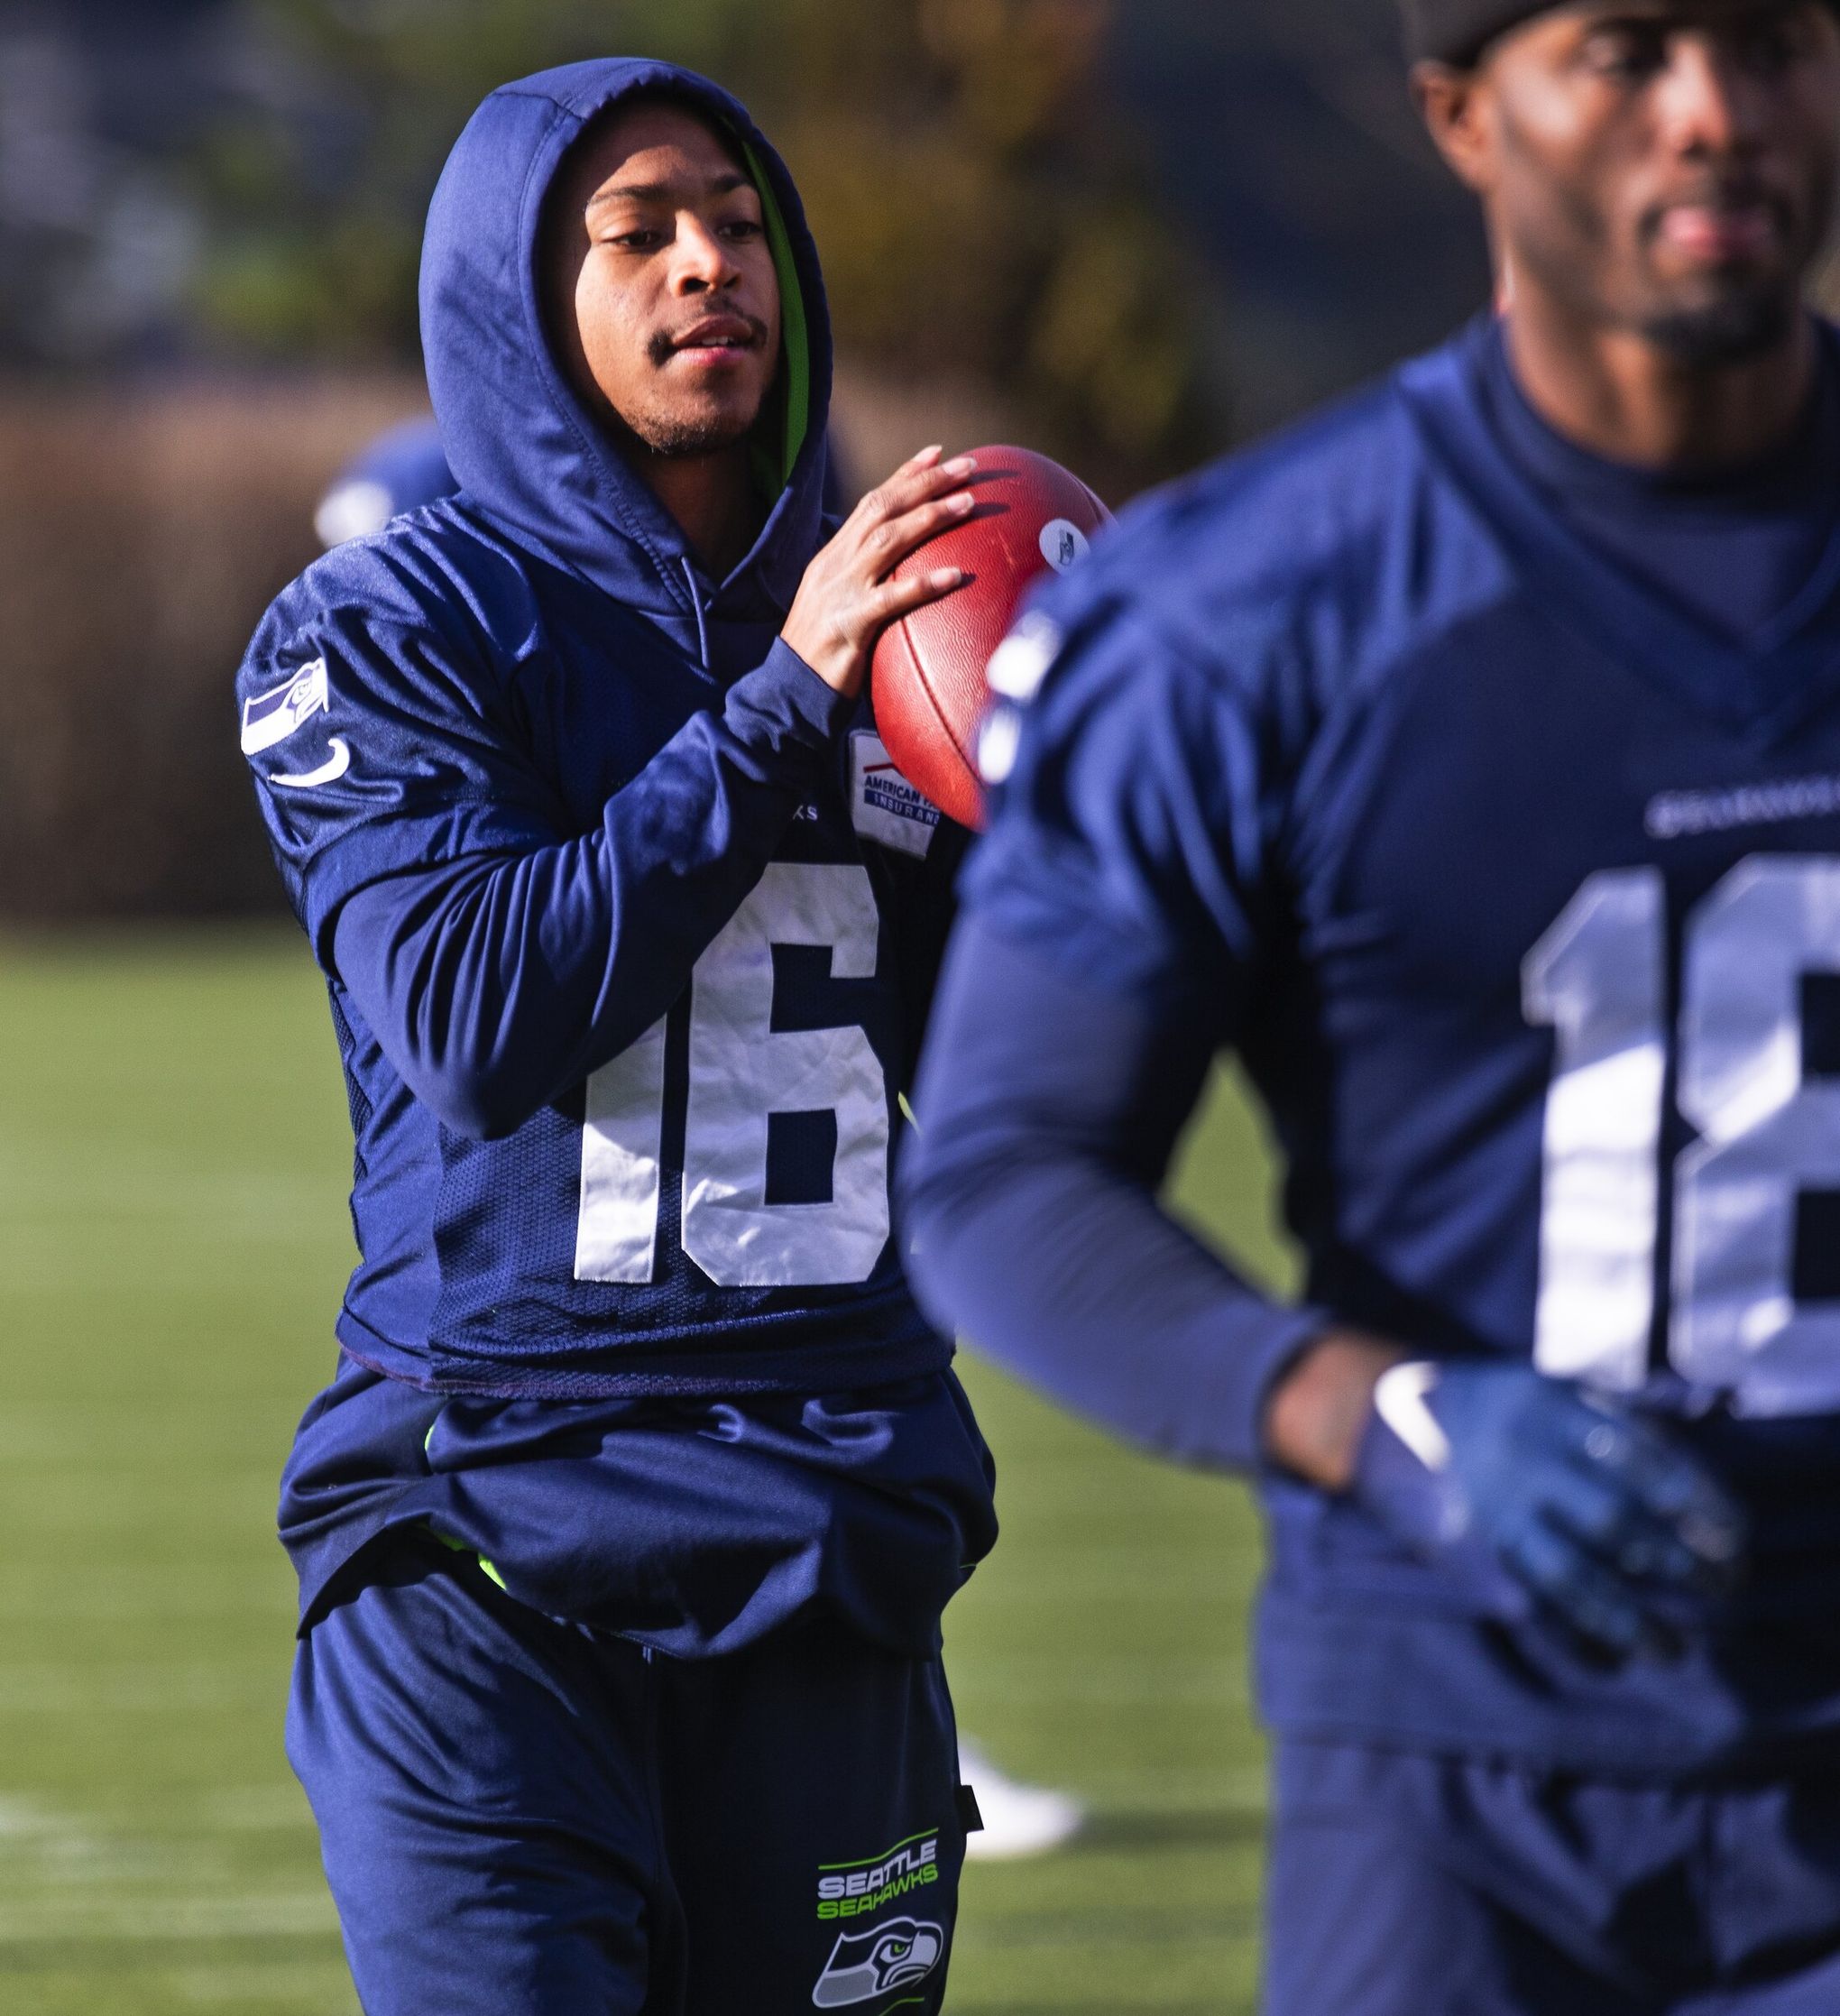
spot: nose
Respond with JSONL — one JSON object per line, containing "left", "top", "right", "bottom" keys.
{"left": 1654, "top": 36, "right": 1766, "bottom": 160}
{"left": 670, "top": 213, "right": 740, "bottom": 295}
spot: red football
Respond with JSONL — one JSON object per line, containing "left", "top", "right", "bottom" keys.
{"left": 869, "top": 446, "right": 1111, "bottom": 829}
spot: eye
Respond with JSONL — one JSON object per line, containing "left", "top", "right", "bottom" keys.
{"left": 721, "top": 216, "right": 764, "bottom": 242}
{"left": 1580, "top": 23, "right": 1667, "bottom": 79}
{"left": 1731, "top": 12, "right": 1801, "bottom": 74}
{"left": 606, "top": 227, "right": 664, "bottom": 252}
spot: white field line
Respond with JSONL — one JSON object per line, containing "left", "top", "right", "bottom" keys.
{"left": 0, "top": 1795, "right": 337, "bottom": 1945}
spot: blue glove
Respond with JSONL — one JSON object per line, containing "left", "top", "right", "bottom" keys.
{"left": 1352, "top": 1360, "right": 1747, "bottom": 1662}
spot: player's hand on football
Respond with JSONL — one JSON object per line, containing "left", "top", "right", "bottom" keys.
{"left": 781, "top": 446, "right": 974, "bottom": 699}
{"left": 1353, "top": 1360, "right": 1747, "bottom": 1663}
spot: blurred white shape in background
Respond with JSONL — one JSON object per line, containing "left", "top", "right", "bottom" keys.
{"left": 959, "top": 1738, "right": 1086, "bottom": 1862}
{"left": 313, "top": 477, "right": 395, "bottom": 549}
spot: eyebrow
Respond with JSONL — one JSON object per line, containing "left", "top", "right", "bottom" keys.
{"left": 587, "top": 170, "right": 752, "bottom": 214}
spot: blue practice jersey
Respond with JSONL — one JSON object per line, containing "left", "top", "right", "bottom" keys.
{"left": 238, "top": 60, "right": 997, "bottom": 1647}
{"left": 906, "top": 317, "right": 1840, "bottom": 1771}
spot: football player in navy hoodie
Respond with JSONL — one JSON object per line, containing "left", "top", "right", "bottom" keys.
{"left": 904, "top": 2, "right": 1840, "bottom": 2011}
{"left": 237, "top": 60, "right": 999, "bottom": 2016}
{"left": 306, "top": 388, "right": 1088, "bottom": 1875}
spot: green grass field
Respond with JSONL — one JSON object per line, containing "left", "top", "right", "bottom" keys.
{"left": 0, "top": 927, "right": 1294, "bottom": 2015}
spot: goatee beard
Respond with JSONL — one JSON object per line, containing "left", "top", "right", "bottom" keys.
{"left": 626, "top": 410, "right": 759, "bottom": 459}
{"left": 1640, "top": 290, "right": 1795, "bottom": 368}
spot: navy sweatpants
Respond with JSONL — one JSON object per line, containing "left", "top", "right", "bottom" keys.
{"left": 1265, "top": 1740, "right": 1840, "bottom": 2015}
{"left": 288, "top": 1540, "right": 971, "bottom": 2015}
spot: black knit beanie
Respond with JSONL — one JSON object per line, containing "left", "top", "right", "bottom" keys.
{"left": 1400, "top": 0, "right": 1564, "bottom": 64}
{"left": 1403, "top": 0, "right": 1837, "bottom": 66}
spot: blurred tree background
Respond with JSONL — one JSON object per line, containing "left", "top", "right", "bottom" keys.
{"left": 190, "top": 0, "right": 1224, "bottom": 489}
{"left": 0, "top": 0, "right": 1492, "bottom": 916}
{"left": 2, "top": 0, "right": 1492, "bottom": 462}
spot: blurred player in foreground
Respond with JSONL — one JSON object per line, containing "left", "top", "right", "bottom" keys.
{"left": 906, "top": 2, "right": 1840, "bottom": 2008}
{"left": 239, "top": 58, "right": 1005, "bottom": 2015}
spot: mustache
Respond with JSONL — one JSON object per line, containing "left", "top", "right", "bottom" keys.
{"left": 1638, "top": 175, "right": 1787, "bottom": 239}
{"left": 647, "top": 313, "right": 770, "bottom": 368}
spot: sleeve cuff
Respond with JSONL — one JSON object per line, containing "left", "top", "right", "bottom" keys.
{"left": 724, "top": 637, "right": 853, "bottom": 755}
{"left": 1190, "top": 1305, "right": 1335, "bottom": 1472}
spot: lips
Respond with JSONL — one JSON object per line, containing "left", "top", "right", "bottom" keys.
{"left": 669, "top": 316, "right": 759, "bottom": 356}
{"left": 1651, "top": 186, "right": 1787, "bottom": 265}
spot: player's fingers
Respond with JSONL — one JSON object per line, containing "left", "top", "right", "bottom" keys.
{"left": 1625, "top": 1454, "right": 1745, "bottom": 1583}
{"left": 854, "top": 454, "right": 978, "bottom": 537}
{"left": 850, "top": 496, "right": 971, "bottom": 582}
{"left": 865, "top": 492, "right": 978, "bottom": 577}
{"left": 865, "top": 566, "right": 966, "bottom": 630}
{"left": 1559, "top": 1406, "right": 1746, "bottom": 1582}
{"left": 1497, "top": 1518, "right": 1654, "bottom": 1661}
{"left": 1542, "top": 1463, "right": 1704, "bottom": 1588}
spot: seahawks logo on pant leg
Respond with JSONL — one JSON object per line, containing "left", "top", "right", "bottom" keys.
{"left": 812, "top": 1918, "right": 944, "bottom": 2007}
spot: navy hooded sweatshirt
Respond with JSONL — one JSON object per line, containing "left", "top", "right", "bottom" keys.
{"left": 236, "top": 60, "right": 996, "bottom": 1653}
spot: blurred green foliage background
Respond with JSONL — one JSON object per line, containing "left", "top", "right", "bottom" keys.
{"left": 192, "top": 0, "right": 1219, "bottom": 488}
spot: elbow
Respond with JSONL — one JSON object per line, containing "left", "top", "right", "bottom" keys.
{"left": 385, "top": 952, "right": 554, "bottom": 1139}
{"left": 409, "top": 1058, "right": 539, "bottom": 1141}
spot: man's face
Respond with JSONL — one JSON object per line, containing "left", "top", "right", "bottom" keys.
{"left": 542, "top": 99, "right": 782, "bottom": 457}
{"left": 1430, "top": 1, "right": 1840, "bottom": 362}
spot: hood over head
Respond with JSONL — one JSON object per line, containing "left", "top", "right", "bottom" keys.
{"left": 420, "top": 59, "right": 833, "bottom": 625}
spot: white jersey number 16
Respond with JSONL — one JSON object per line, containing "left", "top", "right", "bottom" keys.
{"left": 1524, "top": 854, "right": 1840, "bottom": 1414}
{"left": 573, "top": 861, "right": 890, "bottom": 1289}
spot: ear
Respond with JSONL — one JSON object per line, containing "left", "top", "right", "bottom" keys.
{"left": 1412, "top": 59, "right": 1497, "bottom": 197}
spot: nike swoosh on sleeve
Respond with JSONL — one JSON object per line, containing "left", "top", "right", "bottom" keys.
{"left": 271, "top": 738, "right": 353, "bottom": 789}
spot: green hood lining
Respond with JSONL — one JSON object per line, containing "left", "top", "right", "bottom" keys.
{"left": 738, "top": 133, "right": 811, "bottom": 494}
